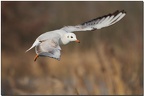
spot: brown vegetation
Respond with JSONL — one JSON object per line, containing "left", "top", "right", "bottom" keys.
{"left": 2, "top": 1, "right": 143, "bottom": 95}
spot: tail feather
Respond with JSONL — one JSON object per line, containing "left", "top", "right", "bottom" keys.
{"left": 25, "top": 39, "right": 40, "bottom": 53}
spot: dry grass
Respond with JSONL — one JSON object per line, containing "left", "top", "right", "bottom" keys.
{"left": 2, "top": 41, "right": 142, "bottom": 95}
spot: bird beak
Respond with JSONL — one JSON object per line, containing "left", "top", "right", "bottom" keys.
{"left": 75, "top": 40, "right": 80, "bottom": 43}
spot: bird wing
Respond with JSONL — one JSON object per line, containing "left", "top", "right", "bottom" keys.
{"left": 61, "top": 10, "right": 126, "bottom": 33}
{"left": 35, "top": 37, "right": 61, "bottom": 60}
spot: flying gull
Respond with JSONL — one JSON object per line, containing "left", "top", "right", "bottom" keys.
{"left": 25, "top": 10, "right": 126, "bottom": 61}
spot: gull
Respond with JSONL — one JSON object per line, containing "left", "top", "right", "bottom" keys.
{"left": 25, "top": 10, "right": 126, "bottom": 61}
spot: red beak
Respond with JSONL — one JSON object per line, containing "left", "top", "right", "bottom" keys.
{"left": 75, "top": 40, "right": 80, "bottom": 43}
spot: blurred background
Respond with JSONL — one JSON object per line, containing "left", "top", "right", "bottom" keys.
{"left": 1, "top": 1, "right": 143, "bottom": 95}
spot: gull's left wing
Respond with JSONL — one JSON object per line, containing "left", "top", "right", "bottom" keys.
{"left": 61, "top": 10, "right": 126, "bottom": 33}
{"left": 35, "top": 37, "right": 61, "bottom": 61}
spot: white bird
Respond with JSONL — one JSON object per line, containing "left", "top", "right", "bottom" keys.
{"left": 26, "top": 10, "right": 126, "bottom": 61}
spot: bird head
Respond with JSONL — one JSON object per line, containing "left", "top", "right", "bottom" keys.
{"left": 65, "top": 33, "right": 80, "bottom": 43}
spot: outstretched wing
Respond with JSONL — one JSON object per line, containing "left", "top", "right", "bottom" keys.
{"left": 61, "top": 10, "right": 126, "bottom": 33}
{"left": 35, "top": 37, "right": 61, "bottom": 60}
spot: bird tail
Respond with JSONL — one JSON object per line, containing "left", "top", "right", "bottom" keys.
{"left": 25, "top": 39, "right": 40, "bottom": 53}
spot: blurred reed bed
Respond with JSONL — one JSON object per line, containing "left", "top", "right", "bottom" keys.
{"left": 2, "top": 1, "right": 143, "bottom": 95}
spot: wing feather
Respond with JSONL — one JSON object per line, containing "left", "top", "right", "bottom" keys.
{"left": 35, "top": 37, "right": 61, "bottom": 60}
{"left": 61, "top": 10, "right": 126, "bottom": 33}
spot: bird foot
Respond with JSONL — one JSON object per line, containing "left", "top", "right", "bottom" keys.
{"left": 34, "top": 54, "right": 39, "bottom": 61}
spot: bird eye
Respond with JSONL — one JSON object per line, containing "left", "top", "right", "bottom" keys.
{"left": 71, "top": 36, "right": 73, "bottom": 38}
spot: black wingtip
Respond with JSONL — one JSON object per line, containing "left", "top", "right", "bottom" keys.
{"left": 113, "top": 10, "right": 120, "bottom": 15}
{"left": 121, "top": 10, "right": 126, "bottom": 14}
{"left": 81, "top": 10, "right": 126, "bottom": 26}
{"left": 113, "top": 10, "right": 126, "bottom": 16}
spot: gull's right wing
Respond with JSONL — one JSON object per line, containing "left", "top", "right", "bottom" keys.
{"left": 61, "top": 10, "right": 126, "bottom": 33}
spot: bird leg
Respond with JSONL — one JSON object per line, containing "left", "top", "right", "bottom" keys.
{"left": 34, "top": 54, "right": 39, "bottom": 61}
